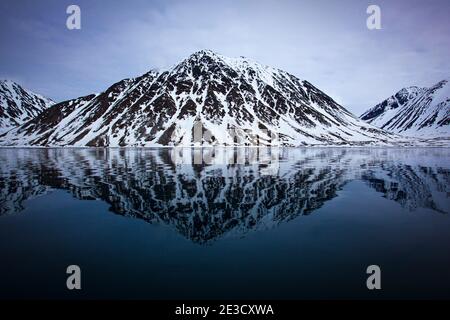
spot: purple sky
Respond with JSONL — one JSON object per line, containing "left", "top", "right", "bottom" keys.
{"left": 0, "top": 0, "right": 449, "bottom": 115}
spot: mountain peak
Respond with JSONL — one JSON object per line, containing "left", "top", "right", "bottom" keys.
{"left": 0, "top": 79, "right": 53, "bottom": 101}
{"left": 0, "top": 80, "right": 54, "bottom": 134}
{"left": 360, "top": 79, "right": 449, "bottom": 138}
{"left": 0, "top": 79, "right": 20, "bottom": 90}
{"left": 430, "top": 79, "right": 448, "bottom": 90}
{"left": 182, "top": 50, "right": 263, "bottom": 69}
{"left": 184, "top": 49, "right": 223, "bottom": 63}
{"left": 1, "top": 54, "right": 397, "bottom": 147}
{"left": 191, "top": 49, "right": 219, "bottom": 56}
{"left": 0, "top": 79, "right": 16, "bottom": 84}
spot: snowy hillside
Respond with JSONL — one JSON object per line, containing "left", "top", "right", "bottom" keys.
{"left": 0, "top": 80, "right": 54, "bottom": 134}
{"left": 360, "top": 80, "right": 449, "bottom": 138}
{"left": 0, "top": 50, "right": 399, "bottom": 147}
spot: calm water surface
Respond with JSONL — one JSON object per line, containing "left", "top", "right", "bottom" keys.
{"left": 0, "top": 147, "right": 449, "bottom": 299}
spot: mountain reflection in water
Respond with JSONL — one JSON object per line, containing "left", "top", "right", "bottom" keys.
{"left": 0, "top": 148, "right": 448, "bottom": 243}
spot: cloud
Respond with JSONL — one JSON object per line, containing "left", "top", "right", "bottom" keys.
{"left": 0, "top": 0, "right": 448, "bottom": 114}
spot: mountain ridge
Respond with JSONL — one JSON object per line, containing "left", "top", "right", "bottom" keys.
{"left": 1, "top": 50, "right": 400, "bottom": 146}
{"left": 0, "top": 80, "right": 54, "bottom": 134}
{"left": 360, "top": 79, "right": 450, "bottom": 138}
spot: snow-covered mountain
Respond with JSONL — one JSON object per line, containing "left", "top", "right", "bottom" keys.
{"left": 360, "top": 79, "right": 450, "bottom": 138}
{"left": 0, "top": 80, "right": 54, "bottom": 134}
{"left": 0, "top": 50, "right": 398, "bottom": 147}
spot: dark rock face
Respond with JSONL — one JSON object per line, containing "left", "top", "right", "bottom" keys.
{"left": 1, "top": 50, "right": 396, "bottom": 146}
{"left": 360, "top": 80, "right": 450, "bottom": 138}
{"left": 0, "top": 80, "right": 54, "bottom": 134}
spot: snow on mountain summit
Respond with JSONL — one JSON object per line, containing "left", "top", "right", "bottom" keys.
{"left": 0, "top": 50, "right": 399, "bottom": 146}
{"left": 360, "top": 79, "right": 450, "bottom": 138}
{"left": 0, "top": 80, "right": 54, "bottom": 134}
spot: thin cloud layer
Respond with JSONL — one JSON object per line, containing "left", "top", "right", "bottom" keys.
{"left": 0, "top": 0, "right": 448, "bottom": 114}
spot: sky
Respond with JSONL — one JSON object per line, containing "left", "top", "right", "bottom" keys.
{"left": 0, "top": 0, "right": 449, "bottom": 115}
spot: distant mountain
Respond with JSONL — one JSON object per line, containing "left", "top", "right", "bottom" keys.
{"left": 360, "top": 80, "right": 450, "bottom": 138}
{"left": 0, "top": 80, "right": 54, "bottom": 134}
{"left": 0, "top": 50, "right": 398, "bottom": 146}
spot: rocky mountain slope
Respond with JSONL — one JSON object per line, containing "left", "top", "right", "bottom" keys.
{"left": 0, "top": 50, "right": 398, "bottom": 146}
{"left": 360, "top": 79, "right": 449, "bottom": 138}
{"left": 0, "top": 80, "right": 54, "bottom": 134}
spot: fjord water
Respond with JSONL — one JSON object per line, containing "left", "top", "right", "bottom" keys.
{"left": 0, "top": 148, "right": 449, "bottom": 299}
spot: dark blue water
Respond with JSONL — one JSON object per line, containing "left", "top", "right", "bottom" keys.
{"left": 0, "top": 148, "right": 449, "bottom": 299}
